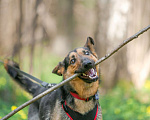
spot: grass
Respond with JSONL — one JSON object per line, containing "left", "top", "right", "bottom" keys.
{"left": 0, "top": 64, "right": 29, "bottom": 120}
{"left": 100, "top": 81, "right": 150, "bottom": 120}
{"left": 0, "top": 54, "right": 150, "bottom": 120}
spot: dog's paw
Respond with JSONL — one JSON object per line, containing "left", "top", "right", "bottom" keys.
{"left": 4, "top": 59, "right": 20, "bottom": 78}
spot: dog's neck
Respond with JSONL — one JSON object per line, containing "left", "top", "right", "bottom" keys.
{"left": 61, "top": 81, "right": 99, "bottom": 114}
{"left": 69, "top": 79, "right": 99, "bottom": 98}
{"left": 71, "top": 97, "right": 97, "bottom": 114}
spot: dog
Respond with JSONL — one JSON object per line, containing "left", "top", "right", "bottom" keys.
{"left": 4, "top": 37, "right": 102, "bottom": 120}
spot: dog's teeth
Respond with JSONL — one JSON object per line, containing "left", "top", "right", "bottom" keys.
{"left": 89, "top": 76, "right": 92, "bottom": 79}
{"left": 83, "top": 73, "right": 87, "bottom": 76}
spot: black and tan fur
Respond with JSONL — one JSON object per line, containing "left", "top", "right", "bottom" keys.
{"left": 4, "top": 37, "right": 102, "bottom": 120}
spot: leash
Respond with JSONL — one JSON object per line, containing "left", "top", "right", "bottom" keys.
{"left": 0, "top": 60, "right": 51, "bottom": 88}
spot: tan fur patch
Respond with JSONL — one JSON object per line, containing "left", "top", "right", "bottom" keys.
{"left": 51, "top": 100, "right": 62, "bottom": 120}
{"left": 70, "top": 79, "right": 99, "bottom": 98}
{"left": 76, "top": 48, "right": 98, "bottom": 61}
{"left": 73, "top": 99, "right": 95, "bottom": 114}
{"left": 4, "top": 59, "right": 9, "bottom": 70}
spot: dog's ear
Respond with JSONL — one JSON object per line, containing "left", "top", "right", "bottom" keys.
{"left": 84, "top": 37, "right": 97, "bottom": 57}
{"left": 52, "top": 62, "right": 64, "bottom": 76}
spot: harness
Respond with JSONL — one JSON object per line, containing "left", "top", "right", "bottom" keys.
{"left": 61, "top": 92, "right": 99, "bottom": 120}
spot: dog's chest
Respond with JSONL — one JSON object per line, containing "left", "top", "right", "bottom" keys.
{"left": 50, "top": 100, "right": 70, "bottom": 120}
{"left": 50, "top": 100, "right": 102, "bottom": 120}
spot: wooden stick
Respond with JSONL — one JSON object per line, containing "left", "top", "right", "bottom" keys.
{"left": 95, "top": 25, "right": 150, "bottom": 65}
{"left": 1, "top": 24, "right": 150, "bottom": 120}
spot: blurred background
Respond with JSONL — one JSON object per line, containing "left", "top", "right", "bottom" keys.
{"left": 0, "top": 0, "right": 150, "bottom": 119}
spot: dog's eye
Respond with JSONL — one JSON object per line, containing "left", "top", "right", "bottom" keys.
{"left": 70, "top": 59, "right": 76, "bottom": 64}
{"left": 84, "top": 51, "right": 90, "bottom": 55}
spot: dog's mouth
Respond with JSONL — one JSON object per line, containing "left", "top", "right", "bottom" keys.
{"left": 79, "top": 68, "right": 98, "bottom": 83}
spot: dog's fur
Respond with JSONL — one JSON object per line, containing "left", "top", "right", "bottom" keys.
{"left": 4, "top": 37, "right": 102, "bottom": 120}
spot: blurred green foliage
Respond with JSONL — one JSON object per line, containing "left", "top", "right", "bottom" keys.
{"left": 0, "top": 57, "right": 150, "bottom": 120}
{"left": 100, "top": 81, "right": 150, "bottom": 120}
{"left": 0, "top": 63, "right": 29, "bottom": 120}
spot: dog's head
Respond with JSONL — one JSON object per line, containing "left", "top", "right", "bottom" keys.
{"left": 52, "top": 37, "right": 99, "bottom": 97}
{"left": 52, "top": 37, "right": 99, "bottom": 83}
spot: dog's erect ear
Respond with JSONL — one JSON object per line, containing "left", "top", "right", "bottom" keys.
{"left": 52, "top": 62, "right": 64, "bottom": 76}
{"left": 84, "top": 37, "right": 97, "bottom": 57}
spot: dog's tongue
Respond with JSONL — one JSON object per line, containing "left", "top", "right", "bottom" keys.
{"left": 85, "top": 68, "right": 96, "bottom": 77}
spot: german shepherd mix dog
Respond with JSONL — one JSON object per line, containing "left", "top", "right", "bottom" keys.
{"left": 4, "top": 37, "right": 102, "bottom": 120}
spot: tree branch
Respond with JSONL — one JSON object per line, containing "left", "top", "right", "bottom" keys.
{"left": 95, "top": 25, "right": 150, "bottom": 65}
{"left": 1, "top": 24, "right": 150, "bottom": 120}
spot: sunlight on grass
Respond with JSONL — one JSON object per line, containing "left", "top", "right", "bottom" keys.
{"left": 100, "top": 80, "right": 150, "bottom": 120}
{"left": 11, "top": 106, "right": 27, "bottom": 119}
{"left": 114, "top": 108, "right": 121, "bottom": 114}
{"left": 0, "top": 77, "right": 6, "bottom": 87}
{"left": 147, "top": 106, "right": 150, "bottom": 115}
{"left": 144, "top": 80, "right": 150, "bottom": 90}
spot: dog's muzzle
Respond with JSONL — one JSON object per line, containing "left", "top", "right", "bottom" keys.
{"left": 76, "top": 58, "right": 99, "bottom": 83}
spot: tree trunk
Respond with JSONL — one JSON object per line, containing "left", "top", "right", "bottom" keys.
{"left": 51, "top": 0, "right": 75, "bottom": 56}
{"left": 127, "top": 0, "right": 150, "bottom": 89}
{"left": 95, "top": 0, "right": 130, "bottom": 90}
{"left": 0, "top": 0, "right": 17, "bottom": 56}
{"left": 12, "top": 0, "right": 23, "bottom": 62}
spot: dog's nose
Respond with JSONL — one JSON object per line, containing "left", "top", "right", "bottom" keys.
{"left": 83, "top": 60, "right": 93, "bottom": 69}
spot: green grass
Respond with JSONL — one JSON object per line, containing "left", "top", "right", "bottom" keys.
{"left": 100, "top": 81, "right": 150, "bottom": 120}
{"left": 0, "top": 63, "right": 29, "bottom": 119}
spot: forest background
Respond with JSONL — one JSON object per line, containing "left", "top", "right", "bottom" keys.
{"left": 0, "top": 0, "right": 150, "bottom": 119}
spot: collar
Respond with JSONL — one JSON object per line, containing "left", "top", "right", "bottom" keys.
{"left": 70, "top": 91, "right": 99, "bottom": 102}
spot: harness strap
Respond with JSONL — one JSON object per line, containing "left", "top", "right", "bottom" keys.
{"left": 62, "top": 100, "right": 98, "bottom": 120}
